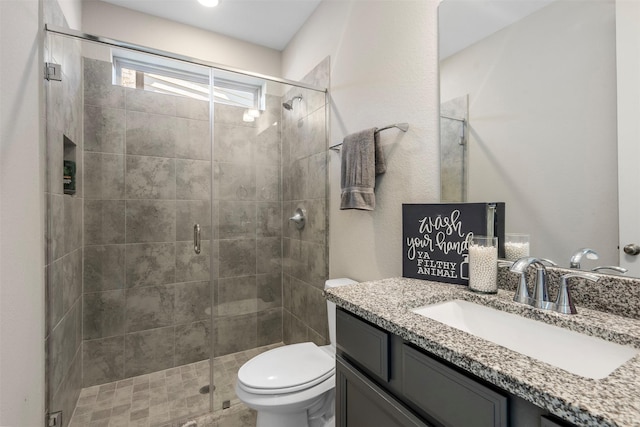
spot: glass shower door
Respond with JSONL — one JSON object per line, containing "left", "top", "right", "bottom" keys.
{"left": 44, "top": 30, "right": 85, "bottom": 427}
{"left": 45, "top": 30, "right": 214, "bottom": 427}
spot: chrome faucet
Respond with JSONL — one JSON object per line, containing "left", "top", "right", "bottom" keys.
{"left": 569, "top": 248, "right": 599, "bottom": 269}
{"left": 509, "top": 257, "right": 557, "bottom": 310}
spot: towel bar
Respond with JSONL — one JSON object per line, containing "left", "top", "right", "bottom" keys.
{"left": 330, "top": 123, "right": 409, "bottom": 152}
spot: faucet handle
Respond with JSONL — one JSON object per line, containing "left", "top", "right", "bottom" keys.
{"left": 592, "top": 266, "right": 628, "bottom": 275}
{"left": 555, "top": 272, "right": 600, "bottom": 314}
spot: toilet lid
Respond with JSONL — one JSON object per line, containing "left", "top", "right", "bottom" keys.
{"left": 237, "top": 342, "right": 335, "bottom": 394}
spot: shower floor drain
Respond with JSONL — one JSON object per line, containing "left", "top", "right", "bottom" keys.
{"left": 199, "top": 384, "right": 214, "bottom": 394}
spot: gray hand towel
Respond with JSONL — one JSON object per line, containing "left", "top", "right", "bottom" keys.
{"left": 340, "top": 128, "right": 386, "bottom": 210}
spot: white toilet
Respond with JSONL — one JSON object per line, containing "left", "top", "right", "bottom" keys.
{"left": 235, "top": 278, "right": 357, "bottom": 427}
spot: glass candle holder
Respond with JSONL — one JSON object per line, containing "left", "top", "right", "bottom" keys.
{"left": 504, "top": 233, "right": 530, "bottom": 261}
{"left": 468, "top": 235, "right": 498, "bottom": 294}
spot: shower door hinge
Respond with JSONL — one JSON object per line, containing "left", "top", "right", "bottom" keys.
{"left": 45, "top": 63, "right": 62, "bottom": 81}
{"left": 47, "top": 411, "right": 62, "bottom": 427}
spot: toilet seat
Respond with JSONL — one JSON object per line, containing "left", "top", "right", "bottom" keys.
{"left": 237, "top": 342, "right": 335, "bottom": 395}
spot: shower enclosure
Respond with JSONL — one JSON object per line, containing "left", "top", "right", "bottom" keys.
{"left": 44, "top": 22, "right": 329, "bottom": 427}
{"left": 440, "top": 94, "right": 468, "bottom": 202}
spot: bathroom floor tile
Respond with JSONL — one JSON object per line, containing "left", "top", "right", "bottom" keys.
{"left": 69, "top": 342, "right": 282, "bottom": 427}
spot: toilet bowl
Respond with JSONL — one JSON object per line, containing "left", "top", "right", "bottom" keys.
{"left": 235, "top": 278, "right": 357, "bottom": 427}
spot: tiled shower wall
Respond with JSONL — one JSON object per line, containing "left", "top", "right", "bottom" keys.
{"left": 212, "top": 95, "right": 284, "bottom": 356}
{"left": 44, "top": 4, "right": 84, "bottom": 424}
{"left": 282, "top": 58, "right": 331, "bottom": 345}
{"left": 81, "top": 58, "right": 212, "bottom": 386}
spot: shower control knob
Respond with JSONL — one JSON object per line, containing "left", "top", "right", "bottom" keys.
{"left": 623, "top": 244, "right": 640, "bottom": 256}
{"left": 289, "top": 207, "right": 306, "bottom": 230}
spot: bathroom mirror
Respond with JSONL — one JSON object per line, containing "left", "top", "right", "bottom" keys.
{"left": 438, "top": 0, "right": 623, "bottom": 273}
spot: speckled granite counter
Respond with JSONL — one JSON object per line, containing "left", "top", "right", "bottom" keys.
{"left": 325, "top": 277, "right": 640, "bottom": 427}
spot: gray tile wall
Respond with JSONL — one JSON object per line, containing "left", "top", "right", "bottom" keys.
{"left": 212, "top": 94, "right": 285, "bottom": 356}
{"left": 82, "top": 58, "right": 213, "bottom": 386}
{"left": 281, "top": 58, "right": 331, "bottom": 346}
{"left": 44, "top": 3, "right": 84, "bottom": 424}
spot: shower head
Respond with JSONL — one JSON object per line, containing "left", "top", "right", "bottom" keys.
{"left": 282, "top": 95, "right": 303, "bottom": 110}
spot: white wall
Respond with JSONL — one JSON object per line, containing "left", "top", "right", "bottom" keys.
{"left": 440, "top": 0, "right": 618, "bottom": 267}
{"left": 283, "top": 0, "right": 441, "bottom": 282}
{"left": 82, "top": 0, "right": 282, "bottom": 78}
{"left": 616, "top": 0, "right": 640, "bottom": 276}
{"left": 0, "top": 0, "right": 46, "bottom": 425}
{"left": 57, "top": 0, "right": 81, "bottom": 28}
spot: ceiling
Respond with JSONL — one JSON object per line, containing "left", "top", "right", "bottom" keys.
{"left": 98, "top": 0, "right": 322, "bottom": 51}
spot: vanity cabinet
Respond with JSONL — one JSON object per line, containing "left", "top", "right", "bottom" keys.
{"left": 335, "top": 308, "right": 575, "bottom": 427}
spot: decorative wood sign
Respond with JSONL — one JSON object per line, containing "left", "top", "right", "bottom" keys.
{"left": 402, "top": 203, "right": 505, "bottom": 285}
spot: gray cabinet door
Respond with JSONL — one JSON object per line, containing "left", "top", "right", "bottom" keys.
{"left": 402, "top": 345, "right": 508, "bottom": 427}
{"left": 336, "top": 356, "right": 431, "bottom": 427}
{"left": 337, "top": 308, "right": 390, "bottom": 382}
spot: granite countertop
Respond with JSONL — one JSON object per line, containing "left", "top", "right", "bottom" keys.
{"left": 325, "top": 277, "right": 640, "bottom": 427}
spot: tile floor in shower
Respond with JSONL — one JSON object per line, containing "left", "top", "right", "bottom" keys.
{"left": 69, "top": 343, "right": 283, "bottom": 427}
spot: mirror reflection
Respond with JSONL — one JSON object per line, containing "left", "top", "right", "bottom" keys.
{"left": 439, "top": 0, "right": 621, "bottom": 272}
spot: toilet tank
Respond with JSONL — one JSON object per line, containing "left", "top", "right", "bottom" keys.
{"left": 325, "top": 278, "right": 357, "bottom": 347}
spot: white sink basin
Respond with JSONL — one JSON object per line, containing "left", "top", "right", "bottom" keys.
{"left": 412, "top": 300, "right": 638, "bottom": 379}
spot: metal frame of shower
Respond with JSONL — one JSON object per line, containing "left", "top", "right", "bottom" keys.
{"left": 45, "top": 23, "right": 329, "bottom": 418}
{"left": 45, "top": 25, "right": 328, "bottom": 93}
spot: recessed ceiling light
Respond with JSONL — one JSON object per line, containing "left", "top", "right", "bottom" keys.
{"left": 198, "top": 0, "right": 219, "bottom": 7}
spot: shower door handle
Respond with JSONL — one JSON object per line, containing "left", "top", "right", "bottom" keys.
{"left": 194, "top": 224, "right": 201, "bottom": 254}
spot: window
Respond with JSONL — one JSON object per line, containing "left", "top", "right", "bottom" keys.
{"left": 113, "top": 51, "right": 264, "bottom": 109}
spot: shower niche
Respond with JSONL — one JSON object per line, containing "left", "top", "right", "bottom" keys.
{"left": 63, "top": 135, "right": 76, "bottom": 195}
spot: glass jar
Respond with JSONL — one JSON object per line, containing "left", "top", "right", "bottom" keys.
{"left": 504, "top": 233, "right": 530, "bottom": 261}
{"left": 468, "top": 235, "right": 498, "bottom": 294}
